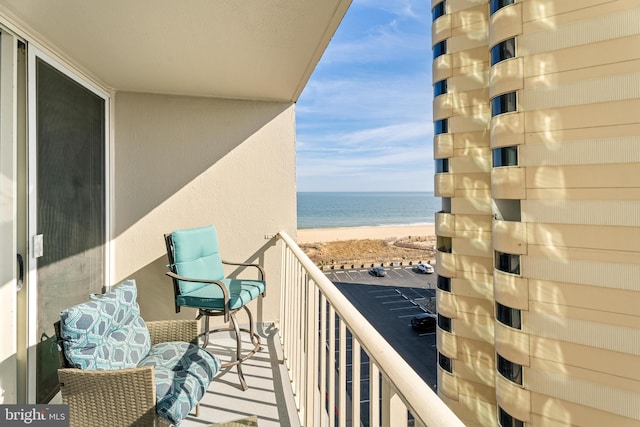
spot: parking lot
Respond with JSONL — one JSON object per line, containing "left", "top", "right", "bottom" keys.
{"left": 320, "top": 266, "right": 438, "bottom": 425}
{"left": 324, "top": 264, "right": 437, "bottom": 289}
{"left": 325, "top": 265, "right": 438, "bottom": 390}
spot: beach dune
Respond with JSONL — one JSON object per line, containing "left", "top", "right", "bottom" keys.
{"left": 296, "top": 224, "right": 435, "bottom": 244}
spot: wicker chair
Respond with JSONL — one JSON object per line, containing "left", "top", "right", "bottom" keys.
{"left": 56, "top": 320, "right": 199, "bottom": 426}
{"left": 55, "top": 281, "right": 220, "bottom": 427}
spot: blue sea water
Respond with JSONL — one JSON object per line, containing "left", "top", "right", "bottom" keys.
{"left": 297, "top": 192, "right": 440, "bottom": 229}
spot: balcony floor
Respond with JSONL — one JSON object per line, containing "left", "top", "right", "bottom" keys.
{"left": 182, "top": 323, "right": 300, "bottom": 427}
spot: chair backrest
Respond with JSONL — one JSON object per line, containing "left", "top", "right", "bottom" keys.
{"left": 166, "top": 225, "right": 225, "bottom": 296}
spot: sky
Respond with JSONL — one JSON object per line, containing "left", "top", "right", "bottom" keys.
{"left": 295, "top": 0, "right": 433, "bottom": 193}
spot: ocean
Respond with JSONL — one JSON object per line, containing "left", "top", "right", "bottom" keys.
{"left": 297, "top": 192, "right": 440, "bottom": 229}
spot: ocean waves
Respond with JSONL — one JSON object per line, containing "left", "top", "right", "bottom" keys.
{"left": 297, "top": 192, "right": 440, "bottom": 229}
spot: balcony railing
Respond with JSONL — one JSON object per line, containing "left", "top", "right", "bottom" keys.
{"left": 277, "top": 231, "right": 463, "bottom": 427}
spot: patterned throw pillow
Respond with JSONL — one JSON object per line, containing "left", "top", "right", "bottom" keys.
{"left": 140, "top": 341, "right": 221, "bottom": 425}
{"left": 60, "top": 279, "right": 151, "bottom": 370}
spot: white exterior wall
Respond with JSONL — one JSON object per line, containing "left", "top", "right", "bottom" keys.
{"left": 112, "top": 92, "right": 297, "bottom": 323}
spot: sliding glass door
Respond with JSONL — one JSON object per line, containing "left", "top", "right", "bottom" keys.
{"left": 27, "top": 49, "right": 109, "bottom": 403}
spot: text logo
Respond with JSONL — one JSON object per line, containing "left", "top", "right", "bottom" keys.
{"left": 0, "top": 405, "right": 69, "bottom": 426}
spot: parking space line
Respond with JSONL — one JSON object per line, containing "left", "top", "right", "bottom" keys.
{"left": 381, "top": 300, "right": 409, "bottom": 305}
{"left": 398, "top": 313, "right": 423, "bottom": 318}
{"left": 389, "top": 306, "right": 421, "bottom": 311}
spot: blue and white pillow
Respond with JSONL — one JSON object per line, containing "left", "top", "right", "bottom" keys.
{"left": 59, "top": 280, "right": 151, "bottom": 370}
{"left": 140, "top": 341, "right": 221, "bottom": 425}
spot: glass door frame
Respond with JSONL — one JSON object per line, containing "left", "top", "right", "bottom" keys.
{"left": 0, "top": 26, "right": 21, "bottom": 405}
{"left": 26, "top": 45, "right": 111, "bottom": 403}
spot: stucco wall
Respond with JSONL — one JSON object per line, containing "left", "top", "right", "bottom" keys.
{"left": 112, "top": 92, "right": 297, "bottom": 323}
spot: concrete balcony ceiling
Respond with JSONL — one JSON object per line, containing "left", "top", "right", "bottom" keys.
{"left": 0, "top": 0, "right": 351, "bottom": 101}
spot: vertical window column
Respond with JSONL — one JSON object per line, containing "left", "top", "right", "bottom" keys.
{"left": 497, "top": 354, "right": 522, "bottom": 385}
{"left": 433, "top": 40, "right": 447, "bottom": 60}
{"left": 437, "top": 275, "right": 452, "bottom": 292}
{"left": 495, "top": 251, "right": 520, "bottom": 275}
{"left": 492, "top": 146, "right": 518, "bottom": 167}
{"left": 434, "top": 118, "right": 449, "bottom": 135}
{"left": 498, "top": 406, "right": 524, "bottom": 427}
{"left": 491, "top": 38, "right": 516, "bottom": 66}
{"left": 439, "top": 352, "right": 453, "bottom": 373}
{"left": 437, "top": 236, "right": 452, "bottom": 253}
{"left": 434, "top": 79, "right": 448, "bottom": 97}
{"left": 496, "top": 302, "right": 522, "bottom": 329}
{"left": 491, "top": 92, "right": 517, "bottom": 117}
{"left": 435, "top": 158, "right": 449, "bottom": 173}
{"left": 438, "top": 314, "right": 452, "bottom": 332}
{"left": 432, "top": 1, "right": 446, "bottom": 21}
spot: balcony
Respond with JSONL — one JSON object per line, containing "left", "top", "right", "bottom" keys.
{"left": 178, "top": 231, "right": 464, "bottom": 426}
{"left": 435, "top": 211, "right": 455, "bottom": 237}
{"left": 434, "top": 173, "right": 455, "bottom": 198}
{"left": 493, "top": 219, "right": 527, "bottom": 255}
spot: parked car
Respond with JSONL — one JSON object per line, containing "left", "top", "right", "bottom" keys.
{"left": 416, "top": 263, "right": 434, "bottom": 274}
{"left": 410, "top": 312, "right": 437, "bottom": 333}
{"left": 369, "top": 267, "right": 387, "bottom": 277}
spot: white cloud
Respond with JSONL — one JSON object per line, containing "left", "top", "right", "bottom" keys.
{"left": 354, "top": 0, "right": 422, "bottom": 20}
{"left": 297, "top": 72, "right": 432, "bottom": 125}
{"left": 296, "top": 0, "right": 433, "bottom": 192}
{"left": 298, "top": 121, "right": 432, "bottom": 150}
{"left": 320, "top": 17, "right": 427, "bottom": 66}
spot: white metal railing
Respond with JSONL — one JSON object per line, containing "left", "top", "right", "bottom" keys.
{"left": 277, "top": 231, "right": 464, "bottom": 427}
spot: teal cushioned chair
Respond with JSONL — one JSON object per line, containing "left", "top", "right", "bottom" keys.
{"left": 164, "top": 225, "right": 266, "bottom": 390}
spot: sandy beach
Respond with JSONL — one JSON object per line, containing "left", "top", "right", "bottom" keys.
{"left": 297, "top": 224, "right": 435, "bottom": 244}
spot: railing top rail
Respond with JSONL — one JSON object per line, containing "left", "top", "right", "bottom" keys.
{"left": 278, "top": 231, "right": 464, "bottom": 427}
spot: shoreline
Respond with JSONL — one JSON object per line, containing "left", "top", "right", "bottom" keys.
{"left": 296, "top": 224, "right": 436, "bottom": 244}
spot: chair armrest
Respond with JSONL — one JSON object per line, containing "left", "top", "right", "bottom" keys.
{"left": 222, "top": 260, "right": 266, "bottom": 297}
{"left": 222, "top": 260, "right": 266, "bottom": 282}
{"left": 147, "top": 320, "right": 199, "bottom": 346}
{"left": 58, "top": 366, "right": 160, "bottom": 427}
{"left": 165, "top": 271, "right": 229, "bottom": 301}
{"left": 165, "top": 271, "right": 230, "bottom": 321}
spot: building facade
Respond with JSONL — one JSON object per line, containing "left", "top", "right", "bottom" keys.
{"left": 433, "top": 0, "right": 640, "bottom": 426}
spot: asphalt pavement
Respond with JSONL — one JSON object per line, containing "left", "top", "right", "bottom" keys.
{"left": 326, "top": 265, "right": 438, "bottom": 391}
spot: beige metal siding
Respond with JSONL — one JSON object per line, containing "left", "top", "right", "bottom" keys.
{"left": 438, "top": 2, "right": 640, "bottom": 425}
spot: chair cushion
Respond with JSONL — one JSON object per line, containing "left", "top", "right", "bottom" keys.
{"left": 139, "top": 341, "right": 221, "bottom": 425}
{"left": 177, "top": 279, "right": 266, "bottom": 311}
{"left": 172, "top": 225, "right": 225, "bottom": 294}
{"left": 59, "top": 280, "right": 151, "bottom": 370}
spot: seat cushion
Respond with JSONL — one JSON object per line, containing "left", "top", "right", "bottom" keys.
{"left": 59, "top": 280, "right": 151, "bottom": 370}
{"left": 176, "top": 278, "right": 266, "bottom": 311}
{"left": 139, "top": 341, "right": 221, "bottom": 425}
